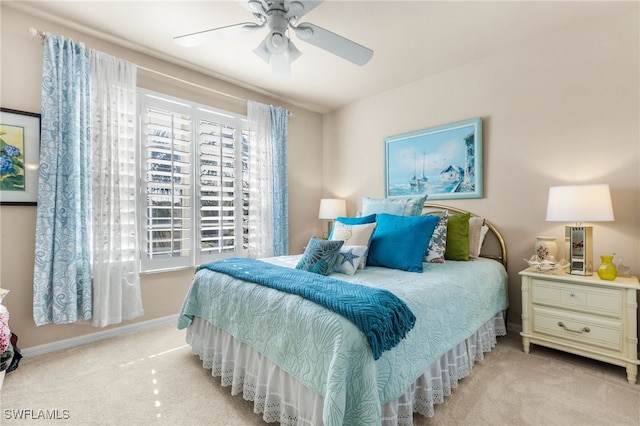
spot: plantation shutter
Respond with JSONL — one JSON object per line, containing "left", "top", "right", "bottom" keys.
{"left": 138, "top": 91, "right": 248, "bottom": 272}
{"left": 141, "top": 101, "right": 192, "bottom": 270}
{"left": 198, "top": 118, "right": 239, "bottom": 255}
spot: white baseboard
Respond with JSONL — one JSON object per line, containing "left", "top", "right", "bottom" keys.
{"left": 21, "top": 314, "right": 179, "bottom": 358}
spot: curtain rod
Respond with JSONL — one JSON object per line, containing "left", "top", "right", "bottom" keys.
{"left": 28, "top": 27, "right": 247, "bottom": 104}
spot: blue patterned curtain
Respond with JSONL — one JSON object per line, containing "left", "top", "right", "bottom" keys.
{"left": 270, "top": 107, "right": 289, "bottom": 256}
{"left": 33, "top": 35, "right": 92, "bottom": 326}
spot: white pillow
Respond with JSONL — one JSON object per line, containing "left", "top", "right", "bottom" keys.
{"left": 477, "top": 225, "right": 490, "bottom": 257}
{"left": 330, "top": 221, "right": 376, "bottom": 245}
{"left": 334, "top": 245, "right": 369, "bottom": 275}
{"left": 468, "top": 216, "right": 485, "bottom": 259}
{"left": 330, "top": 222, "right": 376, "bottom": 268}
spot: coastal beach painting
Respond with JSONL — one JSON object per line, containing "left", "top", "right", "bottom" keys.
{"left": 384, "top": 118, "right": 483, "bottom": 200}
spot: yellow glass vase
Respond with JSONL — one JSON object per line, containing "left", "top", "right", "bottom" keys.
{"left": 597, "top": 255, "right": 617, "bottom": 281}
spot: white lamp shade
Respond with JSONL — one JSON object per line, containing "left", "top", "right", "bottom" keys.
{"left": 318, "top": 199, "right": 346, "bottom": 219}
{"left": 546, "top": 184, "right": 614, "bottom": 222}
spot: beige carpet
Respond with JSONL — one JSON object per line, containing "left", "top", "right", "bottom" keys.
{"left": 1, "top": 323, "right": 639, "bottom": 425}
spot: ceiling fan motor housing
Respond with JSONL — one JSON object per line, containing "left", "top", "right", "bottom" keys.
{"left": 265, "top": 8, "right": 290, "bottom": 54}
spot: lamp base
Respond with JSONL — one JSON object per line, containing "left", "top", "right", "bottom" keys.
{"left": 565, "top": 225, "right": 593, "bottom": 275}
{"left": 326, "top": 220, "right": 335, "bottom": 239}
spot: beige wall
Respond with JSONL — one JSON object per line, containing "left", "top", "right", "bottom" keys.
{"left": 323, "top": 6, "right": 640, "bottom": 329}
{"left": 0, "top": 6, "right": 323, "bottom": 349}
{"left": 2, "top": 3, "right": 639, "bottom": 350}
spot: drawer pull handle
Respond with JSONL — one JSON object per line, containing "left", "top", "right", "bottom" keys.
{"left": 557, "top": 321, "right": 590, "bottom": 334}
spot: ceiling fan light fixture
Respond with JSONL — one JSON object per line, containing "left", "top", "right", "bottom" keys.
{"left": 254, "top": 33, "right": 301, "bottom": 73}
{"left": 270, "top": 38, "right": 302, "bottom": 77}
{"left": 286, "top": 39, "right": 302, "bottom": 63}
{"left": 253, "top": 38, "right": 272, "bottom": 63}
{"left": 270, "top": 53, "right": 292, "bottom": 77}
{"left": 269, "top": 32, "right": 287, "bottom": 53}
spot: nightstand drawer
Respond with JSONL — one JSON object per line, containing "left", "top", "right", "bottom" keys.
{"left": 532, "top": 306, "right": 622, "bottom": 351}
{"left": 531, "top": 279, "right": 622, "bottom": 318}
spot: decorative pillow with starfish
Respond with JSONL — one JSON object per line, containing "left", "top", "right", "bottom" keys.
{"left": 334, "top": 245, "right": 369, "bottom": 275}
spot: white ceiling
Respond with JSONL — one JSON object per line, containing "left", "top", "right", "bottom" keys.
{"left": 8, "top": 0, "right": 635, "bottom": 113}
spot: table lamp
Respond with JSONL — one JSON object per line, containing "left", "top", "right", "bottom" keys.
{"left": 318, "top": 199, "right": 346, "bottom": 238}
{"left": 546, "top": 184, "right": 614, "bottom": 275}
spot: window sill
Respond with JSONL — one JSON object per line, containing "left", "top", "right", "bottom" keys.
{"left": 139, "top": 265, "right": 196, "bottom": 275}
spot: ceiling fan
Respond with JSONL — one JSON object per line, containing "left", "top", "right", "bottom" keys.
{"left": 173, "top": 0, "right": 374, "bottom": 76}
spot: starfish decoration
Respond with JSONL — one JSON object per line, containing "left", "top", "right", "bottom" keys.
{"left": 339, "top": 248, "right": 361, "bottom": 267}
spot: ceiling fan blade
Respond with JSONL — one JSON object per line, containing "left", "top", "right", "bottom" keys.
{"left": 294, "top": 23, "right": 373, "bottom": 66}
{"left": 235, "top": 0, "right": 267, "bottom": 14}
{"left": 246, "top": 0, "right": 267, "bottom": 14}
{"left": 284, "top": 0, "right": 324, "bottom": 20}
{"left": 174, "top": 22, "right": 263, "bottom": 47}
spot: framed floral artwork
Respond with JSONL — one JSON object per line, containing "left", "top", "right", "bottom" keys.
{"left": 0, "top": 108, "right": 41, "bottom": 206}
{"left": 384, "top": 118, "right": 483, "bottom": 200}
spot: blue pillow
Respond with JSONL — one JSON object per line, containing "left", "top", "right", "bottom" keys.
{"left": 296, "top": 237, "right": 344, "bottom": 276}
{"left": 361, "top": 195, "right": 427, "bottom": 217}
{"left": 366, "top": 213, "right": 439, "bottom": 272}
{"left": 336, "top": 214, "right": 377, "bottom": 225}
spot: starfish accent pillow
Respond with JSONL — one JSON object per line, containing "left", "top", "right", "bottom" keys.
{"left": 334, "top": 245, "right": 369, "bottom": 275}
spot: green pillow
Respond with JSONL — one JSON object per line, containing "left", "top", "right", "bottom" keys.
{"left": 445, "top": 212, "right": 470, "bottom": 261}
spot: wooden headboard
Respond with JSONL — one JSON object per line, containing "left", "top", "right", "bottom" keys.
{"left": 422, "top": 203, "right": 508, "bottom": 269}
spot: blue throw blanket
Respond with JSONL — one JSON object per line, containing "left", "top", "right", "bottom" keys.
{"left": 198, "top": 258, "right": 416, "bottom": 360}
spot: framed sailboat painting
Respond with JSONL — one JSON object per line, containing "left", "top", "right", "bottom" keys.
{"left": 384, "top": 118, "right": 483, "bottom": 200}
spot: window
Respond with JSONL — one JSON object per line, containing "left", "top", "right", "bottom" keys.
{"left": 138, "top": 90, "right": 249, "bottom": 272}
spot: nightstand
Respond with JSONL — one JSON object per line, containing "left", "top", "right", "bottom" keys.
{"left": 520, "top": 268, "right": 639, "bottom": 384}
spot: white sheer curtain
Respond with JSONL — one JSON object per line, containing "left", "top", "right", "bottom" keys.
{"left": 89, "top": 51, "right": 143, "bottom": 327}
{"left": 247, "top": 101, "right": 274, "bottom": 258}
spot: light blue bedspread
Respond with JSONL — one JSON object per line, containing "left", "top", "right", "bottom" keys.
{"left": 178, "top": 256, "right": 508, "bottom": 426}
{"left": 197, "top": 257, "right": 416, "bottom": 360}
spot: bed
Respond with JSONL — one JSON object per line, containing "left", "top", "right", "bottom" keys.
{"left": 178, "top": 203, "right": 509, "bottom": 425}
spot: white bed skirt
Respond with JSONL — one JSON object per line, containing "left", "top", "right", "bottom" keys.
{"left": 186, "top": 312, "right": 506, "bottom": 425}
